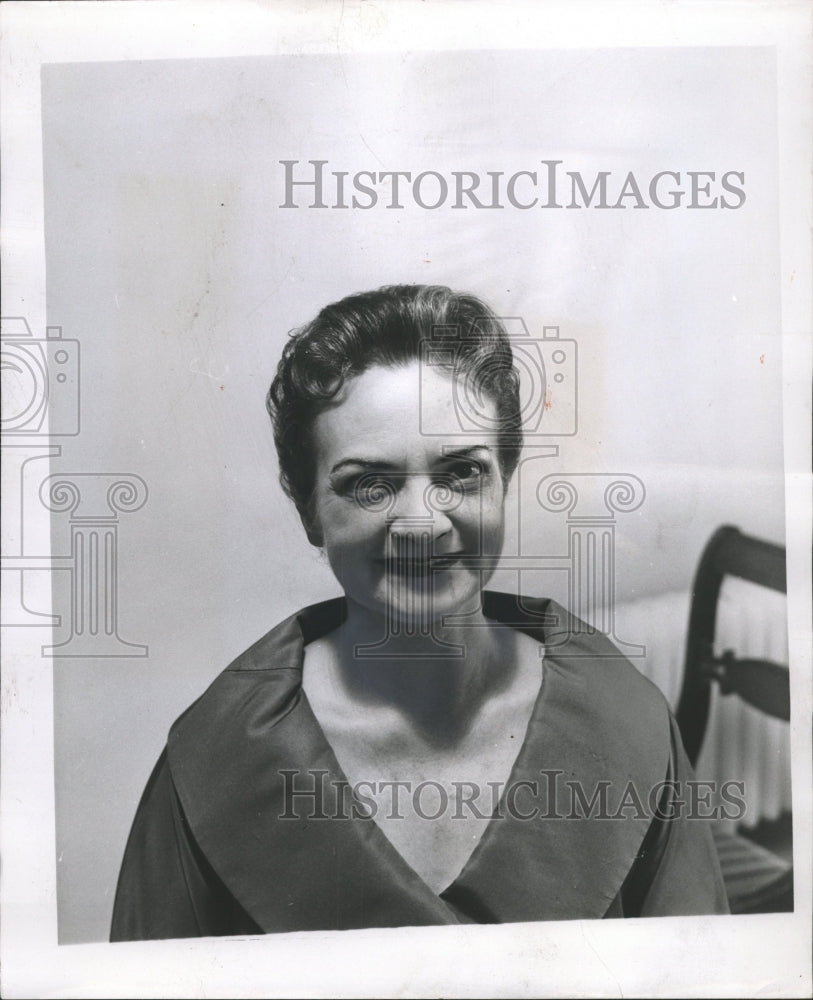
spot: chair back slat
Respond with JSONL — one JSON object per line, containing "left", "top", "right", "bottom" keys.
{"left": 705, "top": 654, "right": 791, "bottom": 721}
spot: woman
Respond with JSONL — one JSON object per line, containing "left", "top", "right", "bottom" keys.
{"left": 111, "top": 285, "right": 727, "bottom": 940}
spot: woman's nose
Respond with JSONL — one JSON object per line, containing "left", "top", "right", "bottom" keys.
{"left": 387, "top": 477, "right": 453, "bottom": 542}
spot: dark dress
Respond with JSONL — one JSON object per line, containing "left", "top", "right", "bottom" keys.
{"left": 110, "top": 592, "right": 728, "bottom": 940}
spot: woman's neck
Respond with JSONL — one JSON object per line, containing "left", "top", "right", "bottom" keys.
{"left": 324, "top": 596, "right": 519, "bottom": 744}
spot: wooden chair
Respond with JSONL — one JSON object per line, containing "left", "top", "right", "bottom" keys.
{"left": 675, "top": 525, "right": 793, "bottom": 914}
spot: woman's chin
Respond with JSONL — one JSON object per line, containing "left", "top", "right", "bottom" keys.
{"left": 364, "top": 576, "right": 484, "bottom": 624}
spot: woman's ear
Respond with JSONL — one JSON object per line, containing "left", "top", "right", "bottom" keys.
{"left": 305, "top": 526, "right": 324, "bottom": 548}
{"left": 299, "top": 509, "right": 323, "bottom": 548}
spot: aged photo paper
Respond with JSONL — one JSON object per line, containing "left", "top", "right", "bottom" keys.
{"left": 2, "top": 1, "right": 811, "bottom": 996}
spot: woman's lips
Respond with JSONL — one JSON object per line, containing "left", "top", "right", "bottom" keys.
{"left": 380, "top": 553, "right": 465, "bottom": 574}
{"left": 428, "top": 553, "right": 463, "bottom": 569}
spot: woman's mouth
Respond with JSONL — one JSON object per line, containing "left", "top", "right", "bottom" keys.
{"left": 381, "top": 553, "right": 464, "bottom": 575}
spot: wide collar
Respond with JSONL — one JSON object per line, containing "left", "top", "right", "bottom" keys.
{"left": 167, "top": 593, "right": 670, "bottom": 932}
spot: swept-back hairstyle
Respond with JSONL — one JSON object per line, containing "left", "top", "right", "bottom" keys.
{"left": 266, "top": 284, "right": 523, "bottom": 528}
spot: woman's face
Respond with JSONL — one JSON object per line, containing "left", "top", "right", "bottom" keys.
{"left": 307, "top": 361, "right": 507, "bottom": 623}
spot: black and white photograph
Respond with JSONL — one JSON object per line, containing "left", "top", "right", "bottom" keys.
{"left": 1, "top": 2, "right": 811, "bottom": 996}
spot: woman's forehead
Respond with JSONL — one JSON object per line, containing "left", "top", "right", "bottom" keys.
{"left": 311, "top": 362, "right": 499, "bottom": 463}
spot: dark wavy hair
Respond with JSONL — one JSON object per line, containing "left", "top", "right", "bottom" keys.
{"left": 266, "top": 284, "right": 523, "bottom": 530}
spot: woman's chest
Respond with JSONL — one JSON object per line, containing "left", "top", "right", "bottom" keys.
{"left": 328, "top": 722, "right": 526, "bottom": 894}
{"left": 302, "top": 662, "right": 543, "bottom": 893}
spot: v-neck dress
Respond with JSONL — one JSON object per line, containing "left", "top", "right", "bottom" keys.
{"left": 110, "top": 593, "right": 728, "bottom": 941}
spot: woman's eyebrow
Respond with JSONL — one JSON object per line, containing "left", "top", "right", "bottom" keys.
{"left": 330, "top": 446, "right": 493, "bottom": 476}
{"left": 329, "top": 458, "right": 401, "bottom": 475}
{"left": 439, "top": 445, "right": 493, "bottom": 459}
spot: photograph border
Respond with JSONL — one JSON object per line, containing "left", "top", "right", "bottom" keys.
{"left": 1, "top": 2, "right": 811, "bottom": 997}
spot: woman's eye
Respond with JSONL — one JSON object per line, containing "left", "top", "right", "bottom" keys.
{"left": 349, "top": 475, "right": 397, "bottom": 509}
{"left": 447, "top": 460, "right": 483, "bottom": 484}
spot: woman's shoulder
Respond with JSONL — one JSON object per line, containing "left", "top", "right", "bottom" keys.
{"left": 486, "top": 590, "right": 673, "bottom": 759}
{"left": 487, "top": 591, "right": 669, "bottom": 685}
{"left": 166, "top": 598, "right": 344, "bottom": 749}
{"left": 539, "top": 596, "right": 670, "bottom": 708}
{"left": 223, "top": 597, "right": 347, "bottom": 674}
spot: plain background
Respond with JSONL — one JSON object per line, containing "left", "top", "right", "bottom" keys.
{"left": 39, "top": 48, "right": 785, "bottom": 944}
